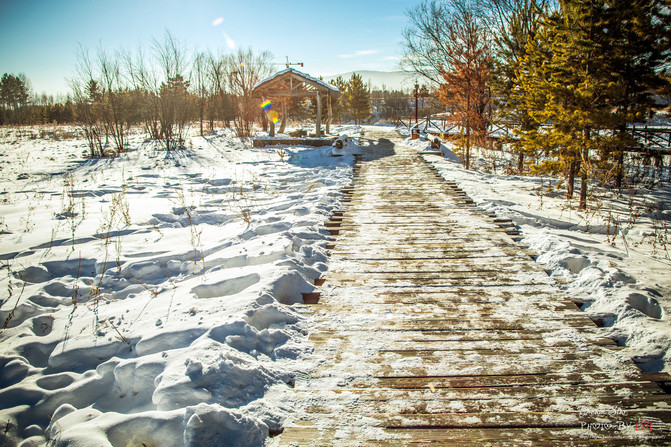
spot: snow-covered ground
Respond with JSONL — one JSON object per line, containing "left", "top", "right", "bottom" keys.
{"left": 407, "top": 135, "right": 671, "bottom": 375}
{"left": 0, "top": 125, "right": 360, "bottom": 446}
{"left": 1, "top": 124, "right": 669, "bottom": 446}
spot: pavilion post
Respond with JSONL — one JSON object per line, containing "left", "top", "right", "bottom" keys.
{"left": 326, "top": 95, "right": 332, "bottom": 135}
{"left": 279, "top": 98, "right": 287, "bottom": 134}
{"left": 316, "top": 93, "right": 322, "bottom": 138}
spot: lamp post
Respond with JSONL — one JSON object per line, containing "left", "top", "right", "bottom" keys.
{"left": 414, "top": 82, "right": 419, "bottom": 127}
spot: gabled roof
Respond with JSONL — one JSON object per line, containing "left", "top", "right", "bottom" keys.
{"left": 252, "top": 68, "right": 340, "bottom": 99}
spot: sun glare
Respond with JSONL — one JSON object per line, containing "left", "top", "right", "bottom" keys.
{"left": 261, "top": 100, "right": 280, "bottom": 124}
{"left": 225, "top": 34, "right": 236, "bottom": 49}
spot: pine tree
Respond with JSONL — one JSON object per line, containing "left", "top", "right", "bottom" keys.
{"left": 515, "top": 0, "right": 668, "bottom": 207}
{"left": 490, "top": 0, "right": 547, "bottom": 173}
{"left": 602, "top": 0, "right": 668, "bottom": 188}
{"left": 0, "top": 73, "right": 31, "bottom": 124}
{"left": 517, "top": 1, "right": 620, "bottom": 209}
{"left": 331, "top": 76, "right": 349, "bottom": 123}
{"left": 346, "top": 74, "right": 371, "bottom": 125}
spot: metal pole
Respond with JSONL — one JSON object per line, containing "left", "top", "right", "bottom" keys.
{"left": 414, "top": 82, "right": 419, "bottom": 127}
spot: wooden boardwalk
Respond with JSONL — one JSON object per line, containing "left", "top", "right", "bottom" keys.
{"left": 277, "top": 129, "right": 671, "bottom": 446}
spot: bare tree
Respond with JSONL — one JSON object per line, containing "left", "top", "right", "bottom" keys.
{"left": 152, "top": 31, "right": 192, "bottom": 151}
{"left": 124, "top": 46, "right": 163, "bottom": 141}
{"left": 97, "top": 46, "right": 128, "bottom": 152}
{"left": 192, "top": 52, "right": 209, "bottom": 135}
{"left": 70, "top": 46, "right": 105, "bottom": 157}
{"left": 401, "top": 0, "right": 486, "bottom": 85}
{"left": 225, "top": 48, "right": 274, "bottom": 138}
{"left": 207, "top": 51, "right": 236, "bottom": 130}
{"left": 402, "top": 0, "right": 493, "bottom": 169}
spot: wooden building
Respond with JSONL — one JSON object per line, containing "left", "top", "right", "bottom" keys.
{"left": 252, "top": 68, "right": 341, "bottom": 138}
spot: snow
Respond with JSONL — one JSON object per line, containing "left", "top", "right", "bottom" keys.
{"left": 1, "top": 124, "right": 669, "bottom": 446}
{"left": 412, "top": 134, "right": 671, "bottom": 374}
{"left": 253, "top": 68, "right": 340, "bottom": 95}
{"left": 0, "top": 125, "right": 361, "bottom": 446}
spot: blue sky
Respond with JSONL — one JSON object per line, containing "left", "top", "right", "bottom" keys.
{"left": 0, "top": 0, "right": 423, "bottom": 96}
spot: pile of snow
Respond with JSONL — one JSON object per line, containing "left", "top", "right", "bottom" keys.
{"left": 410, "top": 135, "right": 671, "bottom": 373}
{"left": 0, "top": 125, "right": 360, "bottom": 446}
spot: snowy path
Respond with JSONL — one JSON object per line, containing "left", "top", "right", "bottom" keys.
{"left": 275, "top": 129, "right": 671, "bottom": 446}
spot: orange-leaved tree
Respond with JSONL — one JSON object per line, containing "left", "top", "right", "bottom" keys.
{"left": 437, "top": 3, "right": 492, "bottom": 169}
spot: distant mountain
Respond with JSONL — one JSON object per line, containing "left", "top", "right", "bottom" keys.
{"left": 323, "top": 70, "right": 421, "bottom": 92}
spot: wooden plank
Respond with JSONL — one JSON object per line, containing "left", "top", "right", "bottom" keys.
{"left": 312, "top": 318, "right": 599, "bottom": 332}
{"left": 287, "top": 411, "right": 671, "bottom": 428}
{"left": 347, "top": 373, "right": 665, "bottom": 389}
{"left": 307, "top": 331, "right": 618, "bottom": 347}
{"left": 292, "top": 382, "right": 667, "bottom": 398}
{"left": 311, "top": 361, "right": 637, "bottom": 379}
{"left": 299, "top": 396, "right": 671, "bottom": 418}
{"left": 278, "top": 426, "right": 671, "bottom": 446}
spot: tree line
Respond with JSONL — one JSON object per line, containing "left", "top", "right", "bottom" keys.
{"left": 402, "top": 0, "right": 671, "bottom": 208}
{"left": 1, "top": 32, "right": 378, "bottom": 155}
{"left": 67, "top": 32, "right": 279, "bottom": 156}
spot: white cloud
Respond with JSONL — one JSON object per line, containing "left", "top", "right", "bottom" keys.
{"left": 339, "top": 49, "right": 379, "bottom": 59}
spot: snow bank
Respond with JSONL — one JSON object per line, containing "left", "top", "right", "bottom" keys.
{"left": 0, "top": 125, "right": 360, "bottom": 446}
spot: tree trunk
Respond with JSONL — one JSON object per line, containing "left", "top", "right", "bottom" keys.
{"left": 579, "top": 170, "right": 588, "bottom": 209}
{"left": 567, "top": 157, "right": 577, "bottom": 199}
{"left": 465, "top": 126, "right": 470, "bottom": 170}
{"left": 517, "top": 152, "right": 524, "bottom": 174}
{"left": 465, "top": 86, "right": 471, "bottom": 170}
{"left": 615, "top": 123, "right": 626, "bottom": 189}
{"left": 579, "top": 128, "right": 590, "bottom": 210}
{"left": 615, "top": 148, "right": 624, "bottom": 189}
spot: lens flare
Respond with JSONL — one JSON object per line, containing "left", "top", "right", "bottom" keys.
{"left": 261, "top": 99, "right": 280, "bottom": 124}
{"left": 212, "top": 17, "right": 224, "bottom": 26}
{"left": 260, "top": 100, "right": 280, "bottom": 124}
{"left": 222, "top": 32, "right": 236, "bottom": 49}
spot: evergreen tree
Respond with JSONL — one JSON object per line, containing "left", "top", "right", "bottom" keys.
{"left": 516, "top": 0, "right": 668, "bottom": 207}
{"left": 346, "top": 74, "right": 371, "bottom": 125}
{"left": 0, "top": 73, "right": 31, "bottom": 124}
{"left": 602, "top": 0, "right": 668, "bottom": 187}
{"left": 331, "top": 76, "right": 349, "bottom": 123}
{"left": 490, "top": 0, "right": 548, "bottom": 173}
{"left": 517, "top": 1, "right": 618, "bottom": 208}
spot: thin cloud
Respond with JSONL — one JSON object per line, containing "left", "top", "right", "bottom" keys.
{"left": 380, "top": 15, "right": 405, "bottom": 22}
{"left": 339, "top": 49, "right": 379, "bottom": 59}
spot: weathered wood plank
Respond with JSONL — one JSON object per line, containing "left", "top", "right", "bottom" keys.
{"left": 307, "top": 331, "right": 618, "bottom": 347}
{"left": 278, "top": 426, "right": 671, "bottom": 446}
